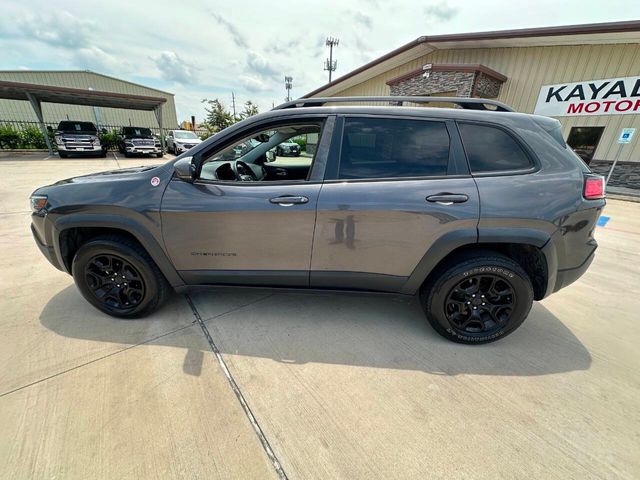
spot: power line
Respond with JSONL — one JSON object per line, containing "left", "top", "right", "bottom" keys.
{"left": 324, "top": 37, "right": 339, "bottom": 83}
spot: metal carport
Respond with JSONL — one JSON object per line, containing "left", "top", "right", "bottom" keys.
{"left": 0, "top": 80, "right": 167, "bottom": 155}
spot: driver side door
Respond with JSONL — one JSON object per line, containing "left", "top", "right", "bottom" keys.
{"left": 160, "top": 116, "right": 334, "bottom": 287}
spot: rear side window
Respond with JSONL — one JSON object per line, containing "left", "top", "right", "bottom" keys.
{"left": 458, "top": 123, "right": 532, "bottom": 173}
{"left": 338, "top": 117, "right": 450, "bottom": 179}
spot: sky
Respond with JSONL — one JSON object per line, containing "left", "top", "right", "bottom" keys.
{"left": 1, "top": 0, "right": 639, "bottom": 122}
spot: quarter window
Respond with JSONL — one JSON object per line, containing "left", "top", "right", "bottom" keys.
{"left": 458, "top": 123, "right": 532, "bottom": 173}
{"left": 338, "top": 118, "right": 450, "bottom": 179}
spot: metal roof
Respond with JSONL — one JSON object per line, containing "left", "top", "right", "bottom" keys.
{"left": 0, "top": 80, "right": 167, "bottom": 110}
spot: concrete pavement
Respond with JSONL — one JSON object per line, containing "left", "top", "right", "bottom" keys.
{"left": 1, "top": 154, "right": 639, "bottom": 479}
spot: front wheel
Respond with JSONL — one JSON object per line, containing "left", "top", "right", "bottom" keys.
{"left": 72, "top": 235, "right": 171, "bottom": 318}
{"left": 421, "top": 253, "right": 533, "bottom": 344}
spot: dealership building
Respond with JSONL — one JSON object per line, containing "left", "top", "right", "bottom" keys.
{"left": 0, "top": 70, "right": 178, "bottom": 130}
{"left": 306, "top": 20, "right": 640, "bottom": 189}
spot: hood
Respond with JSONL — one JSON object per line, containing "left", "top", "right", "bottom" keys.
{"left": 50, "top": 165, "right": 160, "bottom": 186}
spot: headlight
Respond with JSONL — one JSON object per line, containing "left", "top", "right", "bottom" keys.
{"left": 55, "top": 135, "right": 64, "bottom": 145}
{"left": 92, "top": 138, "right": 101, "bottom": 146}
{"left": 30, "top": 194, "right": 48, "bottom": 213}
{"left": 124, "top": 140, "right": 134, "bottom": 146}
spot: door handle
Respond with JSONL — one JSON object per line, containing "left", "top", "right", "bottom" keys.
{"left": 426, "top": 193, "right": 469, "bottom": 205}
{"left": 269, "top": 195, "right": 309, "bottom": 206}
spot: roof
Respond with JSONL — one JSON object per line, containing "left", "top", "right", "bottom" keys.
{"left": 304, "top": 20, "right": 640, "bottom": 98}
{"left": 0, "top": 70, "right": 174, "bottom": 96}
{"left": 0, "top": 80, "right": 167, "bottom": 111}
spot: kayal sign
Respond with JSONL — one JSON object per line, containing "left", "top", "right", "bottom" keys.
{"left": 534, "top": 75, "right": 640, "bottom": 117}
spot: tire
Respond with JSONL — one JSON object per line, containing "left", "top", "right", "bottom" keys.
{"left": 100, "top": 150, "right": 107, "bottom": 158}
{"left": 156, "top": 152, "right": 163, "bottom": 158}
{"left": 72, "top": 235, "right": 171, "bottom": 318}
{"left": 58, "top": 152, "right": 68, "bottom": 158}
{"left": 421, "top": 252, "right": 533, "bottom": 344}
{"left": 123, "top": 152, "right": 130, "bottom": 158}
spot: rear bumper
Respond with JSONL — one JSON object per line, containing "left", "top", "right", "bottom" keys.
{"left": 553, "top": 247, "right": 596, "bottom": 293}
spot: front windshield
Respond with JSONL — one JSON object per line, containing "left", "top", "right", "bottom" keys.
{"left": 123, "top": 127, "right": 152, "bottom": 136}
{"left": 174, "top": 131, "right": 198, "bottom": 139}
{"left": 57, "top": 121, "right": 97, "bottom": 133}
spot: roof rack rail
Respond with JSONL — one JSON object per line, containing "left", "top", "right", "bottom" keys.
{"left": 273, "top": 96, "right": 515, "bottom": 112}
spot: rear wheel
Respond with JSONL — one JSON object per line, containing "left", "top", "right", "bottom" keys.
{"left": 421, "top": 253, "right": 533, "bottom": 344}
{"left": 72, "top": 235, "right": 171, "bottom": 318}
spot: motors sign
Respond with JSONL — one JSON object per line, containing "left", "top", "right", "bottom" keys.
{"left": 534, "top": 76, "right": 640, "bottom": 117}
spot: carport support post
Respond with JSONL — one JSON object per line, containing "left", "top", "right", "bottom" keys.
{"left": 26, "top": 92, "right": 54, "bottom": 156}
{"left": 154, "top": 105, "right": 165, "bottom": 155}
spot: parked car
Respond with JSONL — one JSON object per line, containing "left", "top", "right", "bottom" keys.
{"left": 165, "top": 130, "right": 202, "bottom": 155}
{"left": 117, "top": 126, "right": 163, "bottom": 158}
{"left": 53, "top": 121, "right": 106, "bottom": 158}
{"left": 30, "top": 96, "right": 605, "bottom": 344}
{"left": 275, "top": 140, "right": 300, "bottom": 157}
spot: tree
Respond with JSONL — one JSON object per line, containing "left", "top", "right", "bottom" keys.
{"left": 202, "top": 98, "right": 234, "bottom": 132}
{"left": 240, "top": 100, "right": 259, "bottom": 120}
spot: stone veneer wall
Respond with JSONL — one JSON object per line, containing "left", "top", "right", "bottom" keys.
{"left": 589, "top": 161, "right": 640, "bottom": 190}
{"left": 473, "top": 73, "right": 502, "bottom": 98}
{"left": 389, "top": 71, "right": 475, "bottom": 97}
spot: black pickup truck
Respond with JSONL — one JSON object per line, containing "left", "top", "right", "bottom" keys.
{"left": 54, "top": 121, "right": 107, "bottom": 158}
{"left": 117, "top": 126, "right": 163, "bottom": 158}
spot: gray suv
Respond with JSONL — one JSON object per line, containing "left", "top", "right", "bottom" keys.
{"left": 30, "top": 97, "right": 605, "bottom": 344}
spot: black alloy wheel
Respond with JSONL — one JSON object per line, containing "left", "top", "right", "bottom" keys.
{"left": 84, "top": 253, "right": 145, "bottom": 312}
{"left": 421, "top": 252, "right": 534, "bottom": 344}
{"left": 444, "top": 274, "right": 515, "bottom": 336}
{"left": 72, "top": 235, "right": 170, "bottom": 318}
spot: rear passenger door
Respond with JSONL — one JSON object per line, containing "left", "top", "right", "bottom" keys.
{"left": 310, "top": 115, "right": 480, "bottom": 293}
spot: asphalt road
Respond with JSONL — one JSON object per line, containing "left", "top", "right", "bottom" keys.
{"left": 1, "top": 153, "right": 638, "bottom": 479}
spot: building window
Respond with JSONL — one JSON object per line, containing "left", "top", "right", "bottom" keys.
{"left": 566, "top": 127, "right": 605, "bottom": 165}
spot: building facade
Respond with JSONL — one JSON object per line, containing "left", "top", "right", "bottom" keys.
{"left": 0, "top": 70, "right": 178, "bottom": 130}
{"left": 305, "top": 21, "right": 640, "bottom": 187}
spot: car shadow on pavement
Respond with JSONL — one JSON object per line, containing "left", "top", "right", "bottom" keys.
{"left": 40, "top": 285, "right": 591, "bottom": 378}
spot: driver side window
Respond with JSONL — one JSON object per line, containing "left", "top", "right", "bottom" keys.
{"left": 199, "top": 122, "right": 323, "bottom": 182}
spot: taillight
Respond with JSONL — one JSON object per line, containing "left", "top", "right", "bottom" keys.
{"left": 583, "top": 175, "right": 605, "bottom": 200}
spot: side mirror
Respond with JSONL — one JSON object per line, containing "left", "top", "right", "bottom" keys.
{"left": 46, "top": 126, "right": 53, "bottom": 133}
{"left": 174, "top": 156, "right": 196, "bottom": 182}
{"left": 266, "top": 150, "right": 275, "bottom": 162}
{"left": 101, "top": 128, "right": 107, "bottom": 134}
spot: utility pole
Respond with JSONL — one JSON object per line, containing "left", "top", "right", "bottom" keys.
{"left": 231, "top": 92, "right": 237, "bottom": 120}
{"left": 284, "top": 76, "right": 293, "bottom": 102}
{"left": 324, "top": 37, "right": 339, "bottom": 83}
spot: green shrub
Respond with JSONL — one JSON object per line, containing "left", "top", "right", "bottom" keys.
{"left": 20, "top": 126, "right": 47, "bottom": 148}
{"left": 0, "top": 125, "right": 22, "bottom": 149}
{"left": 99, "top": 130, "right": 119, "bottom": 150}
{"left": 292, "top": 137, "right": 307, "bottom": 151}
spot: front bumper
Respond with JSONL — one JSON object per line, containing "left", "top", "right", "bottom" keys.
{"left": 174, "top": 143, "right": 197, "bottom": 153}
{"left": 58, "top": 145, "right": 103, "bottom": 153}
{"left": 125, "top": 145, "right": 161, "bottom": 154}
{"left": 31, "top": 222, "right": 64, "bottom": 271}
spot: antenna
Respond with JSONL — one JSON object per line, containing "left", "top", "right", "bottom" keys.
{"left": 284, "top": 76, "right": 293, "bottom": 102}
{"left": 324, "top": 37, "right": 339, "bottom": 82}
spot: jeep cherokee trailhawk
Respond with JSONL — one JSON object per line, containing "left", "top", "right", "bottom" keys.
{"left": 30, "top": 97, "right": 605, "bottom": 344}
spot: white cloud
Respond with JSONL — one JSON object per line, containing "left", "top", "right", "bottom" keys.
{"left": 154, "top": 51, "right": 196, "bottom": 84}
{"left": 2, "top": 0, "right": 639, "bottom": 122}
